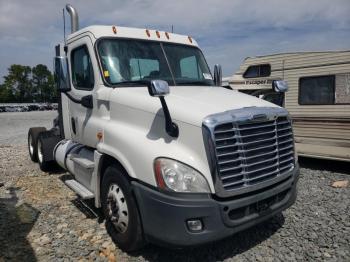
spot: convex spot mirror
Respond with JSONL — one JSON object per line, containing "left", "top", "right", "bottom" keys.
{"left": 148, "top": 80, "right": 170, "bottom": 97}
{"left": 54, "top": 56, "right": 71, "bottom": 92}
{"left": 272, "top": 80, "right": 288, "bottom": 93}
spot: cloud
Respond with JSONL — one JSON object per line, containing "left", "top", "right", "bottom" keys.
{"left": 0, "top": 0, "right": 349, "bottom": 81}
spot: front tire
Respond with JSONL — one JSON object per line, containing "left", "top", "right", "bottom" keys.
{"left": 101, "top": 165, "right": 144, "bottom": 251}
{"left": 28, "top": 127, "right": 46, "bottom": 162}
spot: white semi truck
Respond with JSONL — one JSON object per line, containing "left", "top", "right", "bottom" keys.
{"left": 27, "top": 4, "right": 299, "bottom": 251}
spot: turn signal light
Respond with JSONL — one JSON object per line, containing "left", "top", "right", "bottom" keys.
{"left": 154, "top": 160, "right": 166, "bottom": 189}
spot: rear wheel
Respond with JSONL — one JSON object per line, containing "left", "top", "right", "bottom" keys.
{"left": 101, "top": 165, "right": 144, "bottom": 251}
{"left": 28, "top": 127, "right": 46, "bottom": 162}
{"left": 37, "top": 133, "right": 56, "bottom": 172}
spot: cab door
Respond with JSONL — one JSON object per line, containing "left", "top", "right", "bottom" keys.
{"left": 67, "top": 36, "right": 98, "bottom": 147}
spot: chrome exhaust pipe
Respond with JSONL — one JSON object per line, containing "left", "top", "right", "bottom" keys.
{"left": 65, "top": 4, "right": 79, "bottom": 33}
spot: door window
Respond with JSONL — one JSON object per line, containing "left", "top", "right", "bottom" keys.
{"left": 71, "top": 45, "right": 95, "bottom": 90}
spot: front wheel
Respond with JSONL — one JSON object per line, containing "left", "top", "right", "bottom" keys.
{"left": 101, "top": 165, "right": 144, "bottom": 251}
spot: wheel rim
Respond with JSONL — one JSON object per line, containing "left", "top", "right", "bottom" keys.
{"left": 28, "top": 135, "right": 34, "bottom": 155}
{"left": 37, "top": 140, "right": 43, "bottom": 164}
{"left": 107, "top": 183, "right": 129, "bottom": 233}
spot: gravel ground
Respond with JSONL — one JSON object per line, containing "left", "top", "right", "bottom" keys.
{"left": 0, "top": 112, "right": 349, "bottom": 261}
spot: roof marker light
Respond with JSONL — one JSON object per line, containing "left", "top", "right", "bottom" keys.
{"left": 146, "top": 29, "right": 151, "bottom": 37}
{"left": 188, "top": 36, "right": 193, "bottom": 43}
{"left": 165, "top": 32, "right": 170, "bottom": 39}
{"left": 156, "top": 31, "right": 160, "bottom": 38}
{"left": 112, "top": 26, "right": 117, "bottom": 34}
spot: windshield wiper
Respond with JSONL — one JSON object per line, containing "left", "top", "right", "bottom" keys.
{"left": 112, "top": 80, "right": 150, "bottom": 87}
{"left": 176, "top": 80, "right": 213, "bottom": 86}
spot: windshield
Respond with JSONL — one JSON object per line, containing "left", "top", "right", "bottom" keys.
{"left": 97, "top": 39, "right": 214, "bottom": 86}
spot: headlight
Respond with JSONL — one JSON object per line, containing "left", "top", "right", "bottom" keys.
{"left": 154, "top": 158, "right": 211, "bottom": 193}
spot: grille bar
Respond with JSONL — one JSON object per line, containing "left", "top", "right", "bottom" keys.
{"left": 213, "top": 116, "right": 295, "bottom": 192}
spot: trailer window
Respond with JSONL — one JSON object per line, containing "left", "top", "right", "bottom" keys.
{"left": 299, "top": 75, "right": 335, "bottom": 105}
{"left": 71, "top": 45, "right": 94, "bottom": 90}
{"left": 243, "top": 64, "right": 271, "bottom": 78}
{"left": 335, "top": 74, "right": 350, "bottom": 104}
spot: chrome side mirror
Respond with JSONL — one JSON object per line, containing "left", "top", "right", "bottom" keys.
{"left": 213, "top": 64, "right": 222, "bottom": 86}
{"left": 147, "top": 80, "right": 178, "bottom": 138}
{"left": 148, "top": 80, "right": 170, "bottom": 97}
{"left": 272, "top": 80, "right": 288, "bottom": 93}
{"left": 54, "top": 56, "right": 71, "bottom": 92}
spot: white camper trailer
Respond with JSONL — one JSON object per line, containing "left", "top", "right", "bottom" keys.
{"left": 226, "top": 51, "right": 350, "bottom": 162}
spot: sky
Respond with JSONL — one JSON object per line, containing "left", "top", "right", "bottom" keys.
{"left": 0, "top": 0, "right": 349, "bottom": 82}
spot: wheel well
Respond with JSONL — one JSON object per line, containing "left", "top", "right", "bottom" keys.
{"left": 96, "top": 154, "right": 133, "bottom": 208}
{"left": 98, "top": 154, "right": 131, "bottom": 183}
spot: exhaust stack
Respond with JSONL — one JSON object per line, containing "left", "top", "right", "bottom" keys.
{"left": 65, "top": 4, "right": 79, "bottom": 33}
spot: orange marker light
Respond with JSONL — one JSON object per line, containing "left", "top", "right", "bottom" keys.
{"left": 97, "top": 131, "right": 103, "bottom": 141}
{"left": 165, "top": 32, "right": 170, "bottom": 39}
{"left": 156, "top": 31, "right": 160, "bottom": 38}
{"left": 112, "top": 26, "right": 117, "bottom": 34}
{"left": 188, "top": 36, "right": 193, "bottom": 43}
{"left": 145, "top": 29, "right": 151, "bottom": 37}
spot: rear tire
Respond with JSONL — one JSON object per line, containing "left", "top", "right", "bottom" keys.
{"left": 28, "top": 127, "right": 46, "bottom": 162}
{"left": 37, "top": 133, "right": 56, "bottom": 172}
{"left": 101, "top": 165, "right": 144, "bottom": 251}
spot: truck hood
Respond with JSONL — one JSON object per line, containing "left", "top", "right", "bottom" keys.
{"left": 111, "top": 86, "right": 279, "bottom": 127}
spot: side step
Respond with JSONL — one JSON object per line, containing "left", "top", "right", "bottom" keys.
{"left": 65, "top": 179, "right": 94, "bottom": 199}
{"left": 69, "top": 154, "right": 95, "bottom": 169}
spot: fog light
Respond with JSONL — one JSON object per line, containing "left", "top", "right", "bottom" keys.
{"left": 186, "top": 219, "right": 203, "bottom": 232}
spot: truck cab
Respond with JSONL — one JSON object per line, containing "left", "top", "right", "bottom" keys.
{"left": 28, "top": 5, "right": 299, "bottom": 251}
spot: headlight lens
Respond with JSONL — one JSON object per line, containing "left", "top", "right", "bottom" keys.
{"left": 154, "top": 158, "right": 211, "bottom": 193}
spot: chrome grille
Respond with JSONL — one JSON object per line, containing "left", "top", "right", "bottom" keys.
{"left": 214, "top": 116, "right": 294, "bottom": 192}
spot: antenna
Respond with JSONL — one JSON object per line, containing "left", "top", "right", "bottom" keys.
{"left": 63, "top": 8, "right": 66, "bottom": 44}
{"left": 171, "top": 25, "right": 174, "bottom": 33}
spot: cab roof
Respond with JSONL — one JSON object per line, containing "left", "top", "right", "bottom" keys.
{"left": 66, "top": 25, "right": 199, "bottom": 47}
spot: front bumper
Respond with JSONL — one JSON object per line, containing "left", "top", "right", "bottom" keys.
{"left": 132, "top": 165, "right": 299, "bottom": 247}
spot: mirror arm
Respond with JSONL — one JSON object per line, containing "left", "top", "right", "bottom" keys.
{"left": 63, "top": 91, "right": 81, "bottom": 104}
{"left": 63, "top": 91, "right": 93, "bottom": 109}
{"left": 159, "top": 96, "right": 179, "bottom": 138}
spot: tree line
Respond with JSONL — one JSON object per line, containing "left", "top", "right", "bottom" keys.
{"left": 0, "top": 64, "right": 57, "bottom": 103}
